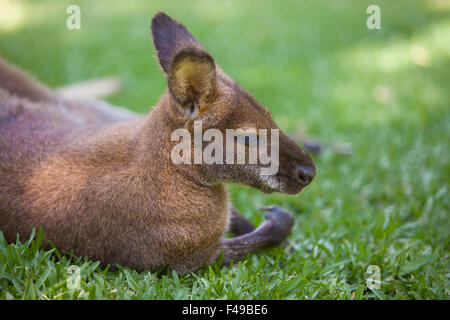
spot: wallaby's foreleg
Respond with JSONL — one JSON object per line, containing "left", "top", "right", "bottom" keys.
{"left": 220, "top": 206, "right": 294, "bottom": 265}
{"left": 229, "top": 206, "right": 256, "bottom": 236}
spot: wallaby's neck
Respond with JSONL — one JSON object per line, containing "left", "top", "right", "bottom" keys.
{"left": 134, "top": 91, "right": 217, "bottom": 190}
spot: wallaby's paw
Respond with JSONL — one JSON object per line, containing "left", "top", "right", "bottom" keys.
{"left": 260, "top": 205, "right": 295, "bottom": 245}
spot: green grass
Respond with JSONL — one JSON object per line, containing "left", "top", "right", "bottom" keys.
{"left": 0, "top": 0, "right": 449, "bottom": 299}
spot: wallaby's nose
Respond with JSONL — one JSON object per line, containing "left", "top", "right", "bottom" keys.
{"left": 298, "top": 165, "right": 316, "bottom": 186}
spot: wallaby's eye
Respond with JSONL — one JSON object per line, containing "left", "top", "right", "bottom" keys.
{"left": 236, "top": 132, "right": 259, "bottom": 146}
{"left": 244, "top": 135, "right": 259, "bottom": 145}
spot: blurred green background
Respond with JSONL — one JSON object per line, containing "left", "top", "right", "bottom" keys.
{"left": 0, "top": 0, "right": 449, "bottom": 299}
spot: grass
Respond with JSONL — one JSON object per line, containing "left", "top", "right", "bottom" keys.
{"left": 0, "top": 0, "right": 449, "bottom": 299}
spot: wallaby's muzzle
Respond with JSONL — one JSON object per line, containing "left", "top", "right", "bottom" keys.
{"left": 267, "top": 130, "right": 316, "bottom": 195}
{"left": 297, "top": 164, "right": 316, "bottom": 187}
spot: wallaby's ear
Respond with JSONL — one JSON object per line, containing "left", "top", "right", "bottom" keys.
{"left": 151, "top": 12, "right": 202, "bottom": 73}
{"left": 151, "top": 12, "right": 216, "bottom": 117}
{"left": 167, "top": 48, "right": 216, "bottom": 111}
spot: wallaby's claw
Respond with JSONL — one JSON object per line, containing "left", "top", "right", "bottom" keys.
{"left": 261, "top": 205, "right": 294, "bottom": 225}
{"left": 260, "top": 205, "right": 277, "bottom": 214}
{"left": 259, "top": 205, "right": 295, "bottom": 245}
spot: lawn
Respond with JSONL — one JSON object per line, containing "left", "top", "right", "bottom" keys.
{"left": 0, "top": 0, "right": 448, "bottom": 299}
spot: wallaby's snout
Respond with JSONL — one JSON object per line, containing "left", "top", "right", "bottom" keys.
{"left": 298, "top": 164, "right": 316, "bottom": 186}
{"left": 274, "top": 132, "right": 316, "bottom": 194}
{"left": 290, "top": 138, "right": 317, "bottom": 188}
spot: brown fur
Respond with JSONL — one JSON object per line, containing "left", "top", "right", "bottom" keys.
{"left": 0, "top": 12, "right": 315, "bottom": 273}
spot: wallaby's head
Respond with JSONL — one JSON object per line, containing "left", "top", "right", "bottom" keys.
{"left": 151, "top": 12, "right": 315, "bottom": 195}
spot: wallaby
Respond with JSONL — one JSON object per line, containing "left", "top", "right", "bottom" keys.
{"left": 0, "top": 12, "right": 316, "bottom": 273}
